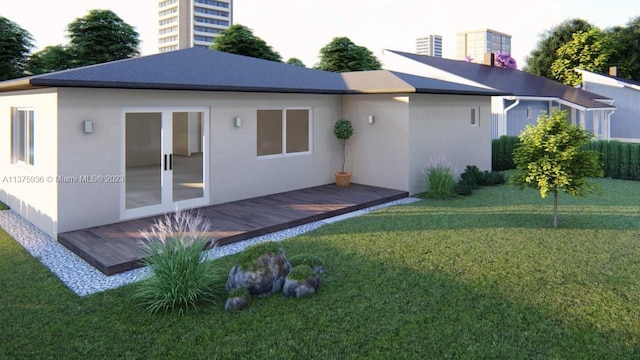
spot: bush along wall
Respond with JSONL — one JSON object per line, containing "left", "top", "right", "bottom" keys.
{"left": 583, "top": 140, "right": 640, "bottom": 181}
{"left": 491, "top": 136, "right": 520, "bottom": 171}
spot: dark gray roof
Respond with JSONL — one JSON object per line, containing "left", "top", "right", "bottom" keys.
{"left": 590, "top": 71, "right": 640, "bottom": 88}
{"left": 386, "top": 50, "right": 614, "bottom": 109}
{"left": 0, "top": 48, "right": 505, "bottom": 97}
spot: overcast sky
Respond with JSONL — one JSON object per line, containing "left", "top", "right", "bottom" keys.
{"left": 2, "top": 0, "right": 639, "bottom": 68}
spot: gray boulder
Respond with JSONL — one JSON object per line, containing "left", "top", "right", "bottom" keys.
{"left": 225, "top": 251, "right": 291, "bottom": 297}
{"left": 282, "top": 277, "right": 320, "bottom": 299}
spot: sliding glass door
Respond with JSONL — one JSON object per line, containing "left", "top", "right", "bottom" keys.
{"left": 122, "top": 108, "right": 208, "bottom": 218}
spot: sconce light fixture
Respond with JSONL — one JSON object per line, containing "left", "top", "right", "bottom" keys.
{"left": 83, "top": 120, "right": 93, "bottom": 134}
{"left": 368, "top": 115, "right": 375, "bottom": 124}
{"left": 234, "top": 116, "right": 242, "bottom": 128}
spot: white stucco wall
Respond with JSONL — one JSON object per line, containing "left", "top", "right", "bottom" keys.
{"left": 55, "top": 88, "right": 343, "bottom": 234}
{"left": 0, "top": 89, "right": 59, "bottom": 237}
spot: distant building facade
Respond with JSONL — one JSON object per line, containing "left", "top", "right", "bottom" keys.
{"left": 416, "top": 35, "right": 442, "bottom": 57}
{"left": 456, "top": 29, "right": 511, "bottom": 63}
{"left": 159, "top": 0, "right": 233, "bottom": 53}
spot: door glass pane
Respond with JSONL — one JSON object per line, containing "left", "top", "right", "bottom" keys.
{"left": 172, "top": 112, "right": 204, "bottom": 202}
{"left": 125, "top": 112, "right": 162, "bottom": 209}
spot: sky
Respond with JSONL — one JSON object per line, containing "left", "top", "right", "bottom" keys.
{"left": 2, "top": 0, "right": 639, "bottom": 69}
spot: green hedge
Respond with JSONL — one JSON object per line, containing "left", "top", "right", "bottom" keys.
{"left": 491, "top": 137, "right": 640, "bottom": 181}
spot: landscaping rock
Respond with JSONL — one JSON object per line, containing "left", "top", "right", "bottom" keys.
{"left": 225, "top": 251, "right": 291, "bottom": 297}
{"left": 282, "top": 276, "right": 320, "bottom": 299}
{"left": 225, "top": 295, "right": 250, "bottom": 311}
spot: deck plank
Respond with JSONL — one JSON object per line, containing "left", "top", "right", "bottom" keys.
{"left": 58, "top": 184, "right": 408, "bottom": 275}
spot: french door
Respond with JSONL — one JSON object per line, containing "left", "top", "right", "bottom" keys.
{"left": 121, "top": 108, "right": 209, "bottom": 219}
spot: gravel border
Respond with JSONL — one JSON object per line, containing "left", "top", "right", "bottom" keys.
{"left": 0, "top": 197, "right": 420, "bottom": 297}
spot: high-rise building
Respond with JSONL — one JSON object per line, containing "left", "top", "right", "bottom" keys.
{"left": 158, "top": 0, "right": 233, "bottom": 53}
{"left": 456, "top": 29, "right": 511, "bottom": 63}
{"left": 416, "top": 35, "right": 443, "bottom": 57}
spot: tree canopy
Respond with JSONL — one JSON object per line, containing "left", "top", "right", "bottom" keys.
{"left": 211, "top": 24, "right": 282, "bottom": 62}
{"left": 511, "top": 110, "right": 603, "bottom": 227}
{"left": 286, "top": 57, "right": 305, "bottom": 67}
{"left": 550, "top": 28, "right": 610, "bottom": 86}
{"left": 524, "top": 19, "right": 593, "bottom": 79}
{"left": 0, "top": 16, "right": 34, "bottom": 80}
{"left": 66, "top": 9, "right": 140, "bottom": 67}
{"left": 606, "top": 16, "right": 640, "bottom": 80}
{"left": 27, "top": 45, "right": 72, "bottom": 75}
{"left": 315, "top": 37, "right": 381, "bottom": 72}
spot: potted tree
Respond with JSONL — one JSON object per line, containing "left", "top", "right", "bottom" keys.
{"left": 333, "top": 118, "right": 354, "bottom": 187}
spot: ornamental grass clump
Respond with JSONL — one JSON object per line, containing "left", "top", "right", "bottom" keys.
{"left": 424, "top": 155, "right": 457, "bottom": 199}
{"left": 135, "top": 209, "right": 222, "bottom": 315}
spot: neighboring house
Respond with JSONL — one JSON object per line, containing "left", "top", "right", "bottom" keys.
{"left": 0, "top": 48, "right": 505, "bottom": 238}
{"left": 382, "top": 50, "right": 616, "bottom": 139}
{"left": 577, "top": 68, "right": 640, "bottom": 143}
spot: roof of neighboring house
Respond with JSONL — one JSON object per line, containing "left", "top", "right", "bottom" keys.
{"left": 385, "top": 50, "right": 615, "bottom": 110}
{"left": 577, "top": 69, "right": 640, "bottom": 90}
{"left": 0, "top": 47, "right": 505, "bottom": 97}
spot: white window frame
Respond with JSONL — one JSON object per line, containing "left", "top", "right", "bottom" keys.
{"left": 11, "top": 107, "right": 35, "bottom": 166}
{"left": 257, "top": 107, "right": 313, "bottom": 159}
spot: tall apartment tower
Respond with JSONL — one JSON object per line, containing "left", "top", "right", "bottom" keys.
{"left": 416, "top": 35, "right": 443, "bottom": 57}
{"left": 159, "top": 0, "right": 233, "bottom": 53}
{"left": 456, "top": 29, "right": 511, "bottom": 63}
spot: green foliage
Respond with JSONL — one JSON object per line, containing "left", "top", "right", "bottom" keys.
{"left": 482, "top": 171, "right": 506, "bottom": 186}
{"left": 211, "top": 24, "right": 282, "bottom": 62}
{"left": 26, "top": 45, "right": 72, "bottom": 75}
{"left": 0, "top": 201, "right": 9, "bottom": 210}
{"left": 460, "top": 165, "right": 484, "bottom": 189}
{"left": 285, "top": 57, "right": 305, "bottom": 67}
{"left": 550, "top": 28, "right": 610, "bottom": 86}
{"left": 315, "top": 37, "right": 382, "bottom": 72}
{"left": 228, "top": 287, "right": 250, "bottom": 299}
{"left": 0, "top": 16, "right": 33, "bottom": 80}
{"left": 135, "top": 210, "right": 221, "bottom": 315}
{"left": 524, "top": 18, "right": 592, "bottom": 78}
{"left": 511, "top": 110, "right": 603, "bottom": 227}
{"left": 333, "top": 119, "right": 353, "bottom": 173}
{"left": 631, "top": 144, "right": 640, "bottom": 180}
{"left": 454, "top": 180, "right": 473, "bottom": 196}
{"left": 66, "top": 10, "right": 140, "bottom": 67}
{"left": 287, "top": 265, "right": 315, "bottom": 281}
{"left": 492, "top": 136, "right": 520, "bottom": 171}
{"left": 236, "top": 241, "right": 284, "bottom": 271}
{"left": 619, "top": 143, "right": 631, "bottom": 180}
{"left": 583, "top": 140, "right": 640, "bottom": 181}
{"left": 606, "top": 16, "right": 640, "bottom": 81}
{"left": 424, "top": 156, "right": 457, "bottom": 199}
{"left": 288, "top": 253, "right": 324, "bottom": 269}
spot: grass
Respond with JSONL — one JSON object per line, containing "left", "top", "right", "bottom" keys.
{"left": 1, "top": 178, "right": 640, "bottom": 358}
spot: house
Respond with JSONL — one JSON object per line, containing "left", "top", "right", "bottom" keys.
{"left": 577, "top": 68, "right": 640, "bottom": 143}
{"left": 0, "top": 48, "right": 505, "bottom": 238}
{"left": 382, "top": 50, "right": 616, "bottom": 139}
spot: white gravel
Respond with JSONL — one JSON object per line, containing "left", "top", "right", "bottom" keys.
{"left": 0, "top": 197, "right": 420, "bottom": 297}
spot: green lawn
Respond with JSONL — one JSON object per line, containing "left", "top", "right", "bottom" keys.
{"left": 1, "top": 178, "right": 640, "bottom": 359}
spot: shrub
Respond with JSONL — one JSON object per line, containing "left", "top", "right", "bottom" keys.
{"left": 482, "top": 171, "right": 506, "bottom": 186}
{"left": 460, "top": 165, "right": 484, "bottom": 189}
{"left": 454, "top": 180, "right": 473, "bottom": 196}
{"left": 135, "top": 210, "right": 222, "bottom": 315}
{"left": 424, "top": 155, "right": 457, "bottom": 199}
{"left": 620, "top": 142, "right": 631, "bottom": 179}
{"left": 492, "top": 136, "right": 520, "bottom": 171}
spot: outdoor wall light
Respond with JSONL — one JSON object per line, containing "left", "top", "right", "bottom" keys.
{"left": 83, "top": 120, "right": 93, "bottom": 134}
{"left": 368, "top": 115, "right": 375, "bottom": 124}
{"left": 234, "top": 116, "right": 242, "bottom": 128}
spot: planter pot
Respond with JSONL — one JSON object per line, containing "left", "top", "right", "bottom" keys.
{"left": 335, "top": 172, "right": 352, "bottom": 187}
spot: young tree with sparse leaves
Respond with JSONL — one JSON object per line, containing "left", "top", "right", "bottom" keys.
{"left": 211, "top": 24, "right": 282, "bottom": 62}
{"left": 511, "top": 110, "right": 603, "bottom": 227}
{"left": 315, "top": 37, "right": 381, "bottom": 72}
{"left": 66, "top": 9, "right": 140, "bottom": 67}
{"left": 0, "top": 16, "right": 34, "bottom": 80}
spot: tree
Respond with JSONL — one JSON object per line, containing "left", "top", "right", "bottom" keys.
{"left": 511, "top": 110, "right": 603, "bottom": 227}
{"left": 286, "top": 57, "right": 305, "bottom": 67}
{"left": 315, "top": 37, "right": 381, "bottom": 72}
{"left": 27, "top": 45, "right": 72, "bottom": 75}
{"left": 66, "top": 9, "right": 140, "bottom": 67}
{"left": 550, "top": 28, "right": 610, "bottom": 86}
{"left": 211, "top": 24, "right": 282, "bottom": 62}
{"left": 0, "top": 16, "right": 34, "bottom": 80}
{"left": 606, "top": 16, "right": 640, "bottom": 81}
{"left": 524, "top": 18, "right": 592, "bottom": 79}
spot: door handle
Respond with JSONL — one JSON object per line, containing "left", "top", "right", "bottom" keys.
{"left": 169, "top": 154, "right": 173, "bottom": 171}
{"left": 164, "top": 154, "right": 168, "bottom": 171}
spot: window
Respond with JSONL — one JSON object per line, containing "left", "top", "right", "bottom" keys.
{"left": 526, "top": 106, "right": 532, "bottom": 120}
{"left": 257, "top": 109, "right": 311, "bottom": 157}
{"left": 11, "top": 108, "right": 35, "bottom": 165}
{"left": 470, "top": 107, "right": 480, "bottom": 127}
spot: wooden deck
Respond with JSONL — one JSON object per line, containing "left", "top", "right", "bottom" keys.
{"left": 58, "top": 184, "right": 408, "bottom": 275}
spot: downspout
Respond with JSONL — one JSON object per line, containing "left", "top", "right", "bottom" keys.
{"left": 502, "top": 97, "right": 520, "bottom": 136}
{"left": 605, "top": 109, "right": 616, "bottom": 140}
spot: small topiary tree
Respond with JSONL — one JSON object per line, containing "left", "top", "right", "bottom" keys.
{"left": 511, "top": 110, "right": 603, "bottom": 227}
{"left": 333, "top": 119, "right": 353, "bottom": 174}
